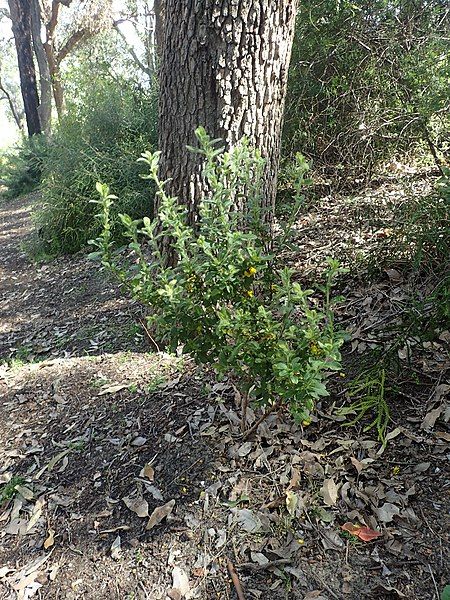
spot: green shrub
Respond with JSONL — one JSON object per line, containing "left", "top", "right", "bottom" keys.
{"left": 35, "top": 75, "right": 158, "bottom": 254}
{"left": 91, "top": 128, "right": 347, "bottom": 423}
{"left": 284, "top": 0, "right": 449, "bottom": 179}
{"left": 0, "top": 134, "right": 48, "bottom": 199}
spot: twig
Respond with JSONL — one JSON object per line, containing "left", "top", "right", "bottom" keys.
{"left": 313, "top": 576, "right": 341, "bottom": 600}
{"left": 242, "top": 400, "right": 282, "bottom": 439}
{"left": 226, "top": 557, "right": 246, "bottom": 600}
{"left": 428, "top": 564, "right": 440, "bottom": 599}
{"left": 139, "top": 318, "right": 160, "bottom": 351}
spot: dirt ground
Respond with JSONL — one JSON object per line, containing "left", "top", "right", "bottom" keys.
{"left": 0, "top": 181, "right": 448, "bottom": 600}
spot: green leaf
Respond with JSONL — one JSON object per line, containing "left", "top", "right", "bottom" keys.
{"left": 441, "top": 585, "right": 450, "bottom": 600}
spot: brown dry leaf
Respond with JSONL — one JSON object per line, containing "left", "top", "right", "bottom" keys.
{"left": 98, "top": 383, "right": 128, "bottom": 396}
{"left": 341, "top": 522, "right": 382, "bottom": 541}
{"left": 43, "top": 528, "right": 55, "bottom": 549}
{"left": 146, "top": 499, "right": 175, "bottom": 530}
{"left": 350, "top": 457, "right": 365, "bottom": 474}
{"left": 140, "top": 463, "right": 155, "bottom": 481}
{"left": 235, "top": 508, "right": 263, "bottom": 533}
{"left": 385, "top": 268, "right": 402, "bottom": 282}
{"left": 413, "top": 462, "right": 430, "bottom": 473}
{"left": 25, "top": 497, "right": 45, "bottom": 533}
{"left": 15, "top": 485, "right": 34, "bottom": 501}
{"left": 123, "top": 496, "right": 149, "bottom": 518}
{"left": 321, "top": 478, "right": 339, "bottom": 506}
{"left": 420, "top": 405, "right": 443, "bottom": 431}
{"left": 237, "top": 442, "right": 253, "bottom": 457}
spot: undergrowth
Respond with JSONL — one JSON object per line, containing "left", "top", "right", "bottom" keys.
{"left": 34, "top": 75, "right": 158, "bottom": 255}
{"left": 91, "top": 128, "right": 347, "bottom": 424}
{"left": 0, "top": 135, "right": 48, "bottom": 199}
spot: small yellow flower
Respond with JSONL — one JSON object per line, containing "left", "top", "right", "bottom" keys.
{"left": 244, "top": 266, "right": 257, "bottom": 277}
{"left": 302, "top": 419, "right": 311, "bottom": 427}
{"left": 392, "top": 465, "right": 400, "bottom": 476}
{"left": 246, "top": 289, "right": 254, "bottom": 298}
{"left": 339, "top": 372, "right": 346, "bottom": 378}
{"left": 297, "top": 538, "right": 305, "bottom": 545}
{"left": 196, "top": 325, "right": 202, "bottom": 333}
{"left": 310, "top": 341, "right": 320, "bottom": 356}
{"left": 271, "top": 284, "right": 278, "bottom": 291}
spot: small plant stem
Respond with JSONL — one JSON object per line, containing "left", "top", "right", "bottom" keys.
{"left": 242, "top": 399, "right": 282, "bottom": 439}
{"left": 138, "top": 318, "right": 160, "bottom": 352}
{"left": 241, "top": 392, "right": 249, "bottom": 432}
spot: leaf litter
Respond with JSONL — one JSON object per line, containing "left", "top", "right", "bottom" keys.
{"left": 0, "top": 188, "right": 448, "bottom": 599}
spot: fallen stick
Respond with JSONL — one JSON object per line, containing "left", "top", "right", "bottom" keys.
{"left": 226, "top": 557, "right": 245, "bottom": 600}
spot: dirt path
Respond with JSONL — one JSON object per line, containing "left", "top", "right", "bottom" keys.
{"left": 0, "top": 193, "right": 448, "bottom": 600}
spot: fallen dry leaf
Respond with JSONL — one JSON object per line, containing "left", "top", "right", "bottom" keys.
{"left": 171, "top": 566, "right": 190, "bottom": 598}
{"left": 110, "top": 535, "right": 121, "bottom": 560}
{"left": 140, "top": 463, "right": 155, "bottom": 481}
{"left": 421, "top": 405, "right": 443, "bottom": 431}
{"left": 374, "top": 502, "right": 400, "bottom": 523}
{"left": 98, "top": 383, "right": 128, "bottom": 396}
{"left": 321, "top": 478, "right": 339, "bottom": 506}
{"left": 235, "top": 508, "right": 262, "bottom": 533}
{"left": 341, "top": 522, "right": 382, "bottom": 541}
{"left": 15, "top": 485, "right": 34, "bottom": 501}
{"left": 43, "top": 528, "right": 55, "bottom": 549}
{"left": 286, "top": 490, "right": 298, "bottom": 517}
{"left": 131, "top": 436, "right": 147, "bottom": 447}
{"left": 146, "top": 499, "right": 175, "bottom": 530}
{"left": 123, "top": 496, "right": 149, "bottom": 518}
{"left": 303, "top": 590, "right": 327, "bottom": 599}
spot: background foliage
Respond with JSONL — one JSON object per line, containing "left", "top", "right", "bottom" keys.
{"left": 36, "top": 67, "right": 157, "bottom": 254}
{"left": 283, "top": 0, "right": 449, "bottom": 182}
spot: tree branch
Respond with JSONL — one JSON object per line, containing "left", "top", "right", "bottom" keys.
{"left": 57, "top": 27, "right": 88, "bottom": 64}
{"left": 113, "top": 21, "right": 152, "bottom": 76}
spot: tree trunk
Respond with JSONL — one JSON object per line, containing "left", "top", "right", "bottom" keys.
{"left": 158, "top": 0, "right": 298, "bottom": 225}
{"left": 44, "top": 43, "right": 65, "bottom": 119}
{"left": 43, "top": 0, "right": 65, "bottom": 119}
{"left": 8, "top": 0, "right": 41, "bottom": 136}
{"left": 154, "top": 0, "right": 164, "bottom": 62}
{"left": 30, "top": 0, "right": 52, "bottom": 133}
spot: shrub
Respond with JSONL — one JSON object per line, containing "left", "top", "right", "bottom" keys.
{"left": 35, "top": 75, "right": 158, "bottom": 254}
{"left": 0, "top": 134, "right": 48, "bottom": 199}
{"left": 284, "top": 0, "right": 449, "bottom": 181}
{"left": 91, "top": 128, "right": 347, "bottom": 424}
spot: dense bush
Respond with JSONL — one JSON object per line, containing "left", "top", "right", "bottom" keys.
{"left": 91, "top": 129, "right": 347, "bottom": 423}
{"left": 0, "top": 135, "right": 48, "bottom": 199}
{"left": 284, "top": 0, "right": 449, "bottom": 180}
{"left": 36, "top": 74, "right": 158, "bottom": 254}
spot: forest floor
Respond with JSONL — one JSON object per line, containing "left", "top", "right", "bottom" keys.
{"left": 0, "top": 174, "right": 448, "bottom": 600}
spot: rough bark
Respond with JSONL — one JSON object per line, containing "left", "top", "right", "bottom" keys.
{"left": 158, "top": 0, "right": 298, "bottom": 225}
{"left": 31, "top": 0, "right": 52, "bottom": 133}
{"left": 8, "top": 0, "right": 41, "bottom": 136}
{"left": 153, "top": 0, "right": 164, "bottom": 61}
{"left": 43, "top": 0, "right": 65, "bottom": 119}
